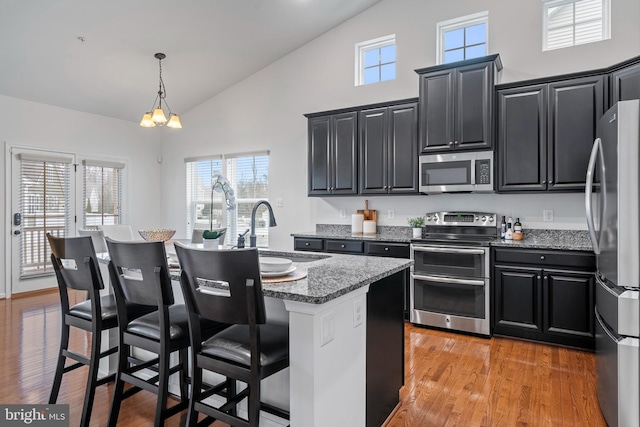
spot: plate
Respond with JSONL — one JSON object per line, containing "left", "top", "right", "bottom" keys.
{"left": 261, "top": 266, "right": 297, "bottom": 277}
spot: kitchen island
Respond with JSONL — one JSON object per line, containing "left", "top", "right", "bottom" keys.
{"left": 99, "top": 247, "right": 411, "bottom": 427}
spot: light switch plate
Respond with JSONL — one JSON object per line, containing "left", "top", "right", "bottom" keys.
{"left": 543, "top": 209, "right": 554, "bottom": 222}
{"left": 353, "top": 298, "right": 363, "bottom": 327}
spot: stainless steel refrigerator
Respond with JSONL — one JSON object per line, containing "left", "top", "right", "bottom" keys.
{"left": 586, "top": 99, "right": 640, "bottom": 427}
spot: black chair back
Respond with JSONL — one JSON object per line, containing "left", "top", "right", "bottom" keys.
{"left": 105, "top": 238, "right": 174, "bottom": 308}
{"left": 47, "top": 234, "right": 103, "bottom": 293}
{"left": 174, "top": 244, "right": 266, "bottom": 325}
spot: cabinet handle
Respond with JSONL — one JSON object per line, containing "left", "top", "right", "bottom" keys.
{"left": 544, "top": 276, "right": 548, "bottom": 280}
{"left": 341, "top": 244, "right": 346, "bottom": 248}
{"left": 537, "top": 275, "right": 541, "bottom": 279}
{"left": 383, "top": 185, "right": 387, "bottom": 189}
{"left": 384, "top": 247, "right": 389, "bottom": 251}
{"left": 540, "top": 255, "right": 545, "bottom": 260}
{"left": 454, "top": 141, "right": 459, "bottom": 145}
{"left": 305, "top": 242, "right": 310, "bottom": 246}
{"left": 542, "top": 180, "right": 547, "bottom": 184}
{"left": 449, "top": 141, "right": 454, "bottom": 146}
{"left": 548, "top": 180, "right": 553, "bottom": 184}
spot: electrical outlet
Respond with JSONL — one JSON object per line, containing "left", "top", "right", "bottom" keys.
{"left": 543, "top": 209, "right": 554, "bottom": 222}
{"left": 388, "top": 209, "right": 395, "bottom": 219}
{"left": 321, "top": 311, "right": 335, "bottom": 346}
{"left": 339, "top": 209, "right": 346, "bottom": 218}
{"left": 275, "top": 197, "right": 284, "bottom": 207}
{"left": 353, "top": 298, "right": 364, "bottom": 327}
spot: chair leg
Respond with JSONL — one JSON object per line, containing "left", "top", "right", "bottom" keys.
{"left": 49, "top": 323, "right": 70, "bottom": 404}
{"left": 107, "top": 341, "right": 129, "bottom": 427}
{"left": 79, "top": 330, "right": 101, "bottom": 427}
{"left": 185, "top": 361, "right": 202, "bottom": 427}
{"left": 227, "top": 378, "right": 237, "bottom": 417}
{"left": 154, "top": 349, "right": 171, "bottom": 427}
{"left": 248, "top": 378, "right": 261, "bottom": 427}
{"left": 178, "top": 348, "right": 189, "bottom": 403}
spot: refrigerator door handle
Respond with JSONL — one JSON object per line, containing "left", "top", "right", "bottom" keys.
{"left": 586, "top": 137, "right": 602, "bottom": 254}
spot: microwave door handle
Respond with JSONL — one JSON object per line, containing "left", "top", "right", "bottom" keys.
{"left": 413, "top": 246, "right": 485, "bottom": 255}
{"left": 585, "top": 138, "right": 601, "bottom": 254}
{"left": 413, "top": 274, "right": 485, "bottom": 287}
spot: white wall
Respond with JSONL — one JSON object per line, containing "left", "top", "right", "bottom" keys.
{"left": 1, "top": 94, "right": 163, "bottom": 295}
{"left": 161, "top": 0, "right": 640, "bottom": 250}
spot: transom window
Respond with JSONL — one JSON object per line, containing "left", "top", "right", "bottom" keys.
{"left": 437, "top": 11, "right": 488, "bottom": 65}
{"left": 542, "top": 0, "right": 610, "bottom": 51}
{"left": 355, "top": 34, "right": 396, "bottom": 86}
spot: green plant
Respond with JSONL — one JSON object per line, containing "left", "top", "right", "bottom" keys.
{"left": 202, "top": 229, "right": 226, "bottom": 240}
{"left": 408, "top": 217, "right": 425, "bottom": 228}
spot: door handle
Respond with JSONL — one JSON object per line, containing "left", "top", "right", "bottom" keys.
{"left": 14, "top": 230, "right": 21, "bottom": 235}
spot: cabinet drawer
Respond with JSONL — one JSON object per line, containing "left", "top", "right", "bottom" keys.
{"left": 294, "top": 238, "right": 324, "bottom": 251}
{"left": 366, "top": 242, "right": 410, "bottom": 258}
{"left": 493, "top": 248, "right": 595, "bottom": 269}
{"left": 326, "top": 240, "right": 364, "bottom": 254}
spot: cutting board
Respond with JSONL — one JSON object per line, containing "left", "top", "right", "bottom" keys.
{"left": 357, "top": 200, "right": 377, "bottom": 222}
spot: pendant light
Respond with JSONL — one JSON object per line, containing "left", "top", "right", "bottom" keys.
{"left": 140, "top": 53, "right": 182, "bottom": 128}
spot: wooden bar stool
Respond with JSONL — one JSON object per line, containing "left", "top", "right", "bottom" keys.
{"left": 175, "top": 244, "right": 290, "bottom": 427}
{"left": 105, "top": 238, "right": 227, "bottom": 427}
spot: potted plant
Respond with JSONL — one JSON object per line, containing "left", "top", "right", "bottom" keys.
{"left": 408, "top": 216, "right": 425, "bottom": 238}
{"left": 203, "top": 174, "right": 236, "bottom": 249}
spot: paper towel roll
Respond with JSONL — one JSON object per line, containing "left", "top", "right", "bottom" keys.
{"left": 363, "top": 220, "right": 377, "bottom": 235}
{"left": 351, "top": 214, "right": 364, "bottom": 233}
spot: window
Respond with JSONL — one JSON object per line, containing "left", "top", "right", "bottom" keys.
{"left": 437, "top": 11, "right": 488, "bottom": 64}
{"left": 82, "top": 160, "right": 124, "bottom": 229}
{"left": 543, "top": 0, "right": 610, "bottom": 51}
{"left": 17, "top": 152, "right": 72, "bottom": 277}
{"left": 355, "top": 34, "right": 396, "bottom": 86}
{"left": 186, "top": 152, "right": 270, "bottom": 247}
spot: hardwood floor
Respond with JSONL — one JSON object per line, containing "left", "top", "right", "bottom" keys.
{"left": 1, "top": 290, "right": 606, "bottom": 426}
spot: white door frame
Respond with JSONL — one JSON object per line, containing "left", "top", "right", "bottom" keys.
{"left": 4, "top": 143, "right": 77, "bottom": 298}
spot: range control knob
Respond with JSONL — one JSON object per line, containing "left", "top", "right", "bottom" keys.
{"left": 488, "top": 216, "right": 494, "bottom": 222}
{"left": 481, "top": 216, "right": 487, "bottom": 222}
{"left": 426, "top": 216, "right": 431, "bottom": 221}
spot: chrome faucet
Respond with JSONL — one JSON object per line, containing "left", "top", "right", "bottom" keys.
{"left": 250, "top": 200, "right": 277, "bottom": 248}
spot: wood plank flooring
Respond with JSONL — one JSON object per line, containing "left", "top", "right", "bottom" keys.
{"left": 1, "top": 290, "right": 606, "bottom": 426}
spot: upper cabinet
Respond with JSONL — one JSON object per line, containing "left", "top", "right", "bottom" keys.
{"left": 359, "top": 102, "right": 419, "bottom": 194}
{"left": 307, "top": 111, "right": 358, "bottom": 196}
{"left": 416, "top": 54, "right": 502, "bottom": 153}
{"left": 610, "top": 57, "right": 640, "bottom": 104}
{"left": 306, "top": 99, "right": 418, "bottom": 197}
{"left": 497, "top": 75, "right": 605, "bottom": 192}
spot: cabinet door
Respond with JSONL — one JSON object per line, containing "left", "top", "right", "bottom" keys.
{"left": 543, "top": 269, "right": 595, "bottom": 346}
{"left": 388, "top": 103, "right": 418, "bottom": 194}
{"left": 308, "top": 116, "right": 331, "bottom": 195}
{"left": 547, "top": 76, "right": 604, "bottom": 191}
{"left": 419, "top": 70, "right": 454, "bottom": 153}
{"left": 493, "top": 265, "right": 542, "bottom": 335}
{"left": 359, "top": 108, "right": 389, "bottom": 194}
{"left": 497, "top": 85, "right": 547, "bottom": 192}
{"left": 455, "top": 62, "right": 492, "bottom": 150}
{"left": 611, "top": 61, "right": 640, "bottom": 104}
{"left": 332, "top": 112, "right": 358, "bottom": 195}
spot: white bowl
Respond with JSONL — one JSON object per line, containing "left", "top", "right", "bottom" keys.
{"left": 259, "top": 257, "right": 293, "bottom": 273}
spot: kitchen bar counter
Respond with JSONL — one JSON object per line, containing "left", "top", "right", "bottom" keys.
{"left": 293, "top": 225, "right": 593, "bottom": 251}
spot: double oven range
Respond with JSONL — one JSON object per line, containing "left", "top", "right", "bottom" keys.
{"left": 410, "top": 212, "right": 497, "bottom": 336}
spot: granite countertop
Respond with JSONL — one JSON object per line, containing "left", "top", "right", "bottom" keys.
{"left": 292, "top": 225, "right": 594, "bottom": 252}
{"left": 256, "top": 250, "right": 412, "bottom": 304}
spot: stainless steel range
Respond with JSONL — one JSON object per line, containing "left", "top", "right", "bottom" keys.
{"left": 410, "top": 211, "right": 497, "bottom": 336}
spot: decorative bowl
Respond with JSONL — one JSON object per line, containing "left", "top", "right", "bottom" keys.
{"left": 138, "top": 229, "right": 176, "bottom": 242}
{"left": 259, "top": 257, "right": 293, "bottom": 273}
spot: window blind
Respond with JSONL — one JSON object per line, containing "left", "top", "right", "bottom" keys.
{"left": 544, "top": 0, "right": 607, "bottom": 51}
{"left": 18, "top": 157, "right": 71, "bottom": 277}
{"left": 185, "top": 158, "right": 223, "bottom": 239}
{"left": 82, "top": 160, "right": 124, "bottom": 229}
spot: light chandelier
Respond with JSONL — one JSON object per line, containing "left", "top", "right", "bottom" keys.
{"left": 140, "top": 52, "right": 182, "bottom": 128}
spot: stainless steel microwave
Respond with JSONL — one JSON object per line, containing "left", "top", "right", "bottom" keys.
{"left": 419, "top": 151, "right": 494, "bottom": 193}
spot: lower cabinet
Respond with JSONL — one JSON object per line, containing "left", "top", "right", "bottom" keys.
{"left": 492, "top": 248, "right": 595, "bottom": 349}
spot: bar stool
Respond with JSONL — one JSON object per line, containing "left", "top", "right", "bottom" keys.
{"left": 105, "top": 238, "right": 227, "bottom": 427}
{"left": 174, "top": 244, "right": 290, "bottom": 427}
{"left": 46, "top": 234, "right": 122, "bottom": 427}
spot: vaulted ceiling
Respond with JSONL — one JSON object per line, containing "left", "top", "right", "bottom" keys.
{"left": 0, "top": 0, "right": 382, "bottom": 123}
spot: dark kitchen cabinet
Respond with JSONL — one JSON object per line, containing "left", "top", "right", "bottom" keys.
{"left": 610, "top": 58, "right": 640, "bottom": 104}
{"left": 359, "top": 102, "right": 418, "bottom": 194}
{"left": 493, "top": 248, "right": 595, "bottom": 349}
{"left": 497, "top": 75, "right": 605, "bottom": 192}
{"left": 416, "top": 54, "right": 501, "bottom": 153}
{"left": 307, "top": 111, "right": 358, "bottom": 196}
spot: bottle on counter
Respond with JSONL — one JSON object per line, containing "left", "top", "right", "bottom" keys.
{"left": 513, "top": 217, "right": 523, "bottom": 241}
{"left": 500, "top": 216, "right": 507, "bottom": 239}
{"left": 507, "top": 216, "right": 513, "bottom": 231}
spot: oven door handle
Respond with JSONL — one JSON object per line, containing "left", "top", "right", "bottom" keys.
{"left": 412, "top": 246, "right": 485, "bottom": 255}
{"left": 412, "top": 274, "right": 485, "bottom": 287}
